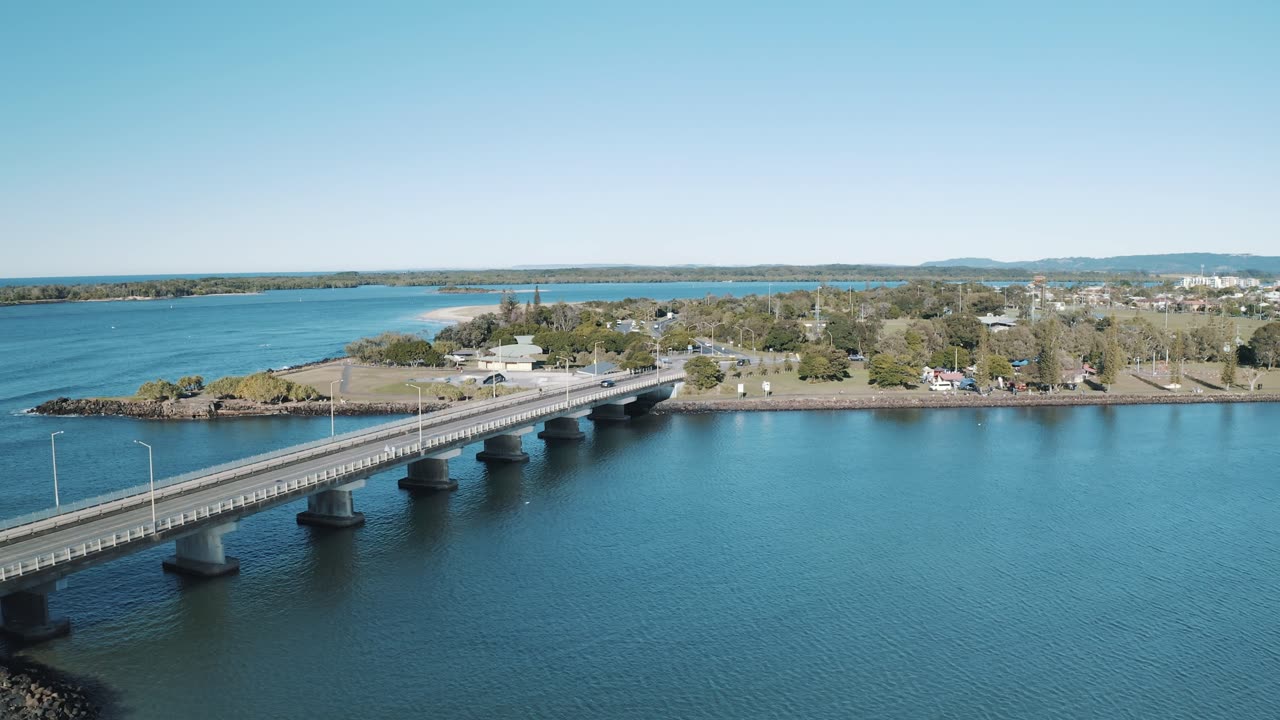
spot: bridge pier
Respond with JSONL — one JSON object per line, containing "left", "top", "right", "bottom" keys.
{"left": 476, "top": 427, "right": 532, "bottom": 463}
{"left": 538, "top": 412, "right": 587, "bottom": 441}
{"left": 162, "top": 521, "right": 241, "bottom": 578}
{"left": 400, "top": 449, "right": 460, "bottom": 492}
{"left": 297, "top": 480, "right": 366, "bottom": 528}
{"left": 589, "top": 398, "right": 635, "bottom": 423}
{"left": 1, "top": 580, "right": 70, "bottom": 643}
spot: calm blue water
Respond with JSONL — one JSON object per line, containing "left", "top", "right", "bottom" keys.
{"left": 2, "top": 285, "right": 1278, "bottom": 719}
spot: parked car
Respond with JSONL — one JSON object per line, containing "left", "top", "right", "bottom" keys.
{"left": 600, "top": 379, "right": 616, "bottom": 387}
{"left": 848, "top": 353, "right": 866, "bottom": 362}
{"left": 957, "top": 378, "right": 978, "bottom": 392}
{"left": 735, "top": 358, "right": 751, "bottom": 366}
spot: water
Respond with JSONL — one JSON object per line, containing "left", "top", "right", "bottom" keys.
{"left": 2, "top": 285, "right": 1278, "bottom": 718}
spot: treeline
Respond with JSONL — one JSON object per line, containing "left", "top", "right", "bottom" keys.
{"left": 0, "top": 265, "right": 1147, "bottom": 305}
{"left": 133, "top": 372, "right": 322, "bottom": 403}
{"left": 657, "top": 282, "right": 1280, "bottom": 389}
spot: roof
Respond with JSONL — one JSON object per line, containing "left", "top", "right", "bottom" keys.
{"left": 979, "top": 314, "right": 1018, "bottom": 326}
{"left": 485, "top": 343, "right": 542, "bottom": 357}
{"left": 577, "top": 361, "right": 618, "bottom": 375}
{"left": 939, "top": 372, "right": 965, "bottom": 381}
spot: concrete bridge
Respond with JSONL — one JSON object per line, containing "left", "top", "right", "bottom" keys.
{"left": 0, "top": 370, "right": 683, "bottom": 643}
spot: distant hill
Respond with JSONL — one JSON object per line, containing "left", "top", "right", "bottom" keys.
{"left": 922, "top": 253, "right": 1280, "bottom": 276}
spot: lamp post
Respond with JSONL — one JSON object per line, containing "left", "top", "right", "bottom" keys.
{"left": 739, "top": 325, "right": 757, "bottom": 352}
{"left": 50, "top": 431, "right": 64, "bottom": 509}
{"left": 406, "top": 383, "right": 423, "bottom": 448}
{"left": 708, "top": 322, "right": 725, "bottom": 356}
{"left": 592, "top": 341, "right": 605, "bottom": 376}
{"left": 133, "top": 440, "right": 156, "bottom": 526}
{"left": 329, "top": 379, "right": 341, "bottom": 437}
{"left": 558, "top": 358, "right": 571, "bottom": 406}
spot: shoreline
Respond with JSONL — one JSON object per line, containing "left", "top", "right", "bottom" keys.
{"left": 656, "top": 391, "right": 1280, "bottom": 413}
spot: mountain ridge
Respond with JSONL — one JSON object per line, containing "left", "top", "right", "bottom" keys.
{"left": 921, "top": 253, "right": 1279, "bottom": 275}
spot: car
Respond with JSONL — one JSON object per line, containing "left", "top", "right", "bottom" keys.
{"left": 848, "top": 353, "right": 866, "bottom": 362}
{"left": 599, "top": 379, "right": 616, "bottom": 387}
{"left": 735, "top": 358, "right": 751, "bottom": 366}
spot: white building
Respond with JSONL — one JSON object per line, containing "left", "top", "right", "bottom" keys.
{"left": 1179, "top": 275, "right": 1261, "bottom": 290}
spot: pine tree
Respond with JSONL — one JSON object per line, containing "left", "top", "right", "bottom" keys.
{"left": 1221, "top": 344, "right": 1237, "bottom": 389}
{"left": 1170, "top": 331, "right": 1185, "bottom": 386}
{"left": 533, "top": 285, "right": 542, "bottom": 306}
{"left": 1036, "top": 317, "right": 1062, "bottom": 389}
{"left": 973, "top": 328, "right": 991, "bottom": 385}
{"left": 1100, "top": 319, "right": 1121, "bottom": 389}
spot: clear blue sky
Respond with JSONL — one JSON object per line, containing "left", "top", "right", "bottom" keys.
{"left": 2, "top": 1, "right": 1277, "bottom": 277}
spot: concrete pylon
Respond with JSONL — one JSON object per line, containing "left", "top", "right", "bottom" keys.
{"left": 162, "top": 521, "right": 242, "bottom": 577}
{"left": 400, "top": 449, "right": 460, "bottom": 492}
{"left": 297, "top": 480, "right": 367, "bottom": 528}
{"left": 0, "top": 580, "right": 70, "bottom": 643}
{"left": 476, "top": 427, "right": 532, "bottom": 463}
{"left": 589, "top": 397, "right": 635, "bottom": 423}
{"left": 538, "top": 411, "right": 588, "bottom": 441}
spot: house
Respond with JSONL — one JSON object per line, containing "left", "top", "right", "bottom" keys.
{"left": 978, "top": 314, "right": 1018, "bottom": 333}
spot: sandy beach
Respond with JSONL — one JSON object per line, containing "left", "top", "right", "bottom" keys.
{"left": 418, "top": 304, "right": 500, "bottom": 324}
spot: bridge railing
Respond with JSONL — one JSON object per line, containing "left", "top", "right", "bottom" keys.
{"left": 0, "top": 370, "right": 683, "bottom": 542}
{"left": 0, "top": 370, "right": 684, "bottom": 585}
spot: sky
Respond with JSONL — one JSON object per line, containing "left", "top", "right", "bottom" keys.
{"left": 2, "top": 1, "right": 1277, "bottom": 277}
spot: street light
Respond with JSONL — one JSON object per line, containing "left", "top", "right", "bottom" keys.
{"left": 592, "top": 341, "right": 606, "bottom": 376}
{"left": 133, "top": 440, "right": 156, "bottom": 526}
{"left": 738, "top": 325, "right": 757, "bottom": 352}
{"left": 405, "top": 383, "right": 423, "bottom": 448}
{"left": 557, "top": 357, "right": 571, "bottom": 406}
{"left": 50, "top": 431, "right": 64, "bottom": 509}
{"left": 706, "top": 322, "right": 725, "bottom": 356}
{"left": 329, "top": 379, "right": 341, "bottom": 437}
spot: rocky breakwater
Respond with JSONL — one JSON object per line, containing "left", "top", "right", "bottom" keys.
{"left": 31, "top": 397, "right": 447, "bottom": 420}
{"left": 0, "top": 659, "right": 102, "bottom": 719}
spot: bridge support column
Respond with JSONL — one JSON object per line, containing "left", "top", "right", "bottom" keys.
{"left": 1, "top": 580, "right": 70, "bottom": 643}
{"left": 538, "top": 413, "right": 587, "bottom": 441}
{"left": 400, "top": 449, "right": 460, "bottom": 492}
{"left": 163, "top": 521, "right": 241, "bottom": 577}
{"left": 476, "top": 427, "right": 532, "bottom": 463}
{"left": 297, "top": 480, "right": 366, "bottom": 528}
{"left": 589, "top": 398, "right": 635, "bottom": 423}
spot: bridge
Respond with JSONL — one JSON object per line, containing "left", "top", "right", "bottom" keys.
{"left": 0, "top": 369, "right": 684, "bottom": 643}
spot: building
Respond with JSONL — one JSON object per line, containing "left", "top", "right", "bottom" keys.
{"left": 1179, "top": 275, "right": 1262, "bottom": 290}
{"left": 978, "top": 314, "right": 1018, "bottom": 333}
{"left": 477, "top": 336, "right": 543, "bottom": 372}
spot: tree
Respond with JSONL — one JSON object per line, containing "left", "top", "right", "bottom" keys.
{"left": 928, "top": 346, "right": 972, "bottom": 371}
{"left": 619, "top": 347, "right": 655, "bottom": 370}
{"left": 1221, "top": 345, "right": 1237, "bottom": 389}
{"left": 499, "top": 290, "right": 520, "bottom": 324}
{"left": 941, "top": 314, "right": 984, "bottom": 350}
{"left": 684, "top": 356, "right": 724, "bottom": 390}
{"left": 1035, "top": 317, "right": 1063, "bottom": 389}
{"left": 1170, "top": 331, "right": 1186, "bottom": 386}
{"left": 867, "top": 354, "right": 917, "bottom": 388}
{"left": 1250, "top": 322, "right": 1280, "bottom": 369}
{"left": 136, "top": 379, "right": 182, "bottom": 401}
{"left": 533, "top": 284, "right": 542, "bottom": 306}
{"left": 176, "top": 375, "right": 204, "bottom": 394}
{"left": 985, "top": 355, "right": 1014, "bottom": 384}
{"left": 763, "top": 322, "right": 804, "bottom": 352}
{"left": 206, "top": 376, "right": 243, "bottom": 398}
{"left": 1100, "top": 319, "right": 1122, "bottom": 389}
{"left": 973, "top": 330, "right": 991, "bottom": 385}
{"left": 797, "top": 346, "right": 850, "bottom": 382}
